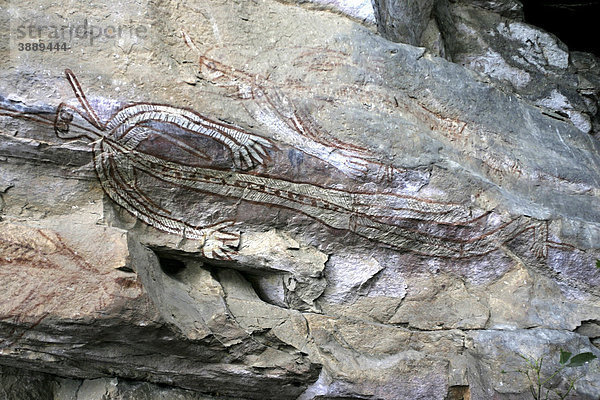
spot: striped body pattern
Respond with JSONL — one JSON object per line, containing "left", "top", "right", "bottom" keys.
{"left": 46, "top": 69, "right": 550, "bottom": 260}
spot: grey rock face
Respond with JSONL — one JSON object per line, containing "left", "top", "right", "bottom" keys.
{"left": 371, "top": 0, "right": 436, "bottom": 46}
{"left": 433, "top": 0, "right": 592, "bottom": 132}
{"left": 370, "top": 0, "right": 600, "bottom": 136}
{"left": 0, "top": 366, "right": 55, "bottom": 400}
{"left": 278, "top": 0, "right": 376, "bottom": 24}
{"left": 0, "top": 0, "right": 599, "bottom": 399}
{"left": 1, "top": 366, "right": 223, "bottom": 400}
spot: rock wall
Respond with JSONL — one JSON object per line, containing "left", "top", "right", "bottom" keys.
{"left": 373, "top": 0, "right": 600, "bottom": 136}
{"left": 0, "top": 0, "right": 599, "bottom": 399}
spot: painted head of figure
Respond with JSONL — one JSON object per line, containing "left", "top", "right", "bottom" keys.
{"left": 54, "top": 69, "right": 104, "bottom": 141}
{"left": 54, "top": 103, "right": 102, "bottom": 140}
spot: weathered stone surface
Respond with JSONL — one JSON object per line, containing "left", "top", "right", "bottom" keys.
{"left": 0, "top": 366, "right": 54, "bottom": 400}
{"left": 0, "top": 366, "right": 224, "bottom": 400}
{"left": 389, "top": 274, "right": 489, "bottom": 330}
{"left": 278, "top": 0, "right": 376, "bottom": 24}
{"left": 0, "top": 0, "right": 599, "bottom": 398}
{"left": 236, "top": 229, "right": 328, "bottom": 311}
{"left": 466, "top": 329, "right": 600, "bottom": 399}
{"left": 0, "top": 220, "right": 319, "bottom": 398}
{"left": 432, "top": 0, "right": 599, "bottom": 136}
{"left": 370, "top": 0, "right": 600, "bottom": 136}
{"left": 371, "top": 0, "right": 436, "bottom": 46}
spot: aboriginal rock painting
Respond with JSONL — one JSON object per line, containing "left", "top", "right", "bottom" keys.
{"left": 1, "top": 69, "right": 556, "bottom": 261}
{"left": 57, "top": 69, "right": 558, "bottom": 260}
{"left": 182, "top": 31, "right": 401, "bottom": 184}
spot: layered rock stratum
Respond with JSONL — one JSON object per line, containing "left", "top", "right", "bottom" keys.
{"left": 0, "top": 0, "right": 599, "bottom": 398}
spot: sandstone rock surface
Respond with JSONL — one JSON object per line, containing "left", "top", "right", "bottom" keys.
{"left": 1, "top": 0, "right": 599, "bottom": 398}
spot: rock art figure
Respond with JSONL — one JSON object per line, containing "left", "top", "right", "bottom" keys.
{"left": 0, "top": 69, "right": 552, "bottom": 260}
{"left": 43, "top": 69, "right": 549, "bottom": 260}
{"left": 182, "top": 31, "right": 400, "bottom": 183}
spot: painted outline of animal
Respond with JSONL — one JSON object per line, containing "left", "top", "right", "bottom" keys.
{"left": 57, "top": 69, "right": 273, "bottom": 171}
{"left": 182, "top": 31, "right": 401, "bottom": 183}
{"left": 45, "top": 69, "right": 550, "bottom": 260}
